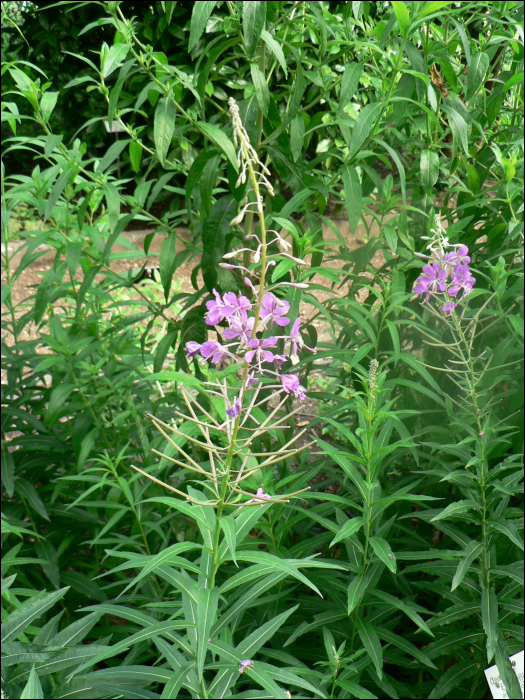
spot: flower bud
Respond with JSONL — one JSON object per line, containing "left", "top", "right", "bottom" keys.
{"left": 230, "top": 212, "right": 244, "bottom": 226}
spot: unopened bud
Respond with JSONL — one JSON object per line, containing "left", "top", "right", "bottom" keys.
{"left": 230, "top": 213, "right": 244, "bottom": 226}
{"left": 253, "top": 250, "right": 260, "bottom": 264}
{"left": 219, "top": 263, "right": 236, "bottom": 269}
{"left": 277, "top": 238, "right": 292, "bottom": 252}
{"left": 223, "top": 251, "right": 239, "bottom": 259}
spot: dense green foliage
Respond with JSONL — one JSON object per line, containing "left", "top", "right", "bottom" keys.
{"left": 1, "top": 1, "right": 523, "bottom": 698}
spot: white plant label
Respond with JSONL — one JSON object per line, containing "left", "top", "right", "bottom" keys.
{"left": 485, "top": 650, "right": 524, "bottom": 699}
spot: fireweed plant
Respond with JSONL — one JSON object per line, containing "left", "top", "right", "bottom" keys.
{"left": 80, "top": 98, "right": 345, "bottom": 698}
{"left": 401, "top": 221, "right": 523, "bottom": 699}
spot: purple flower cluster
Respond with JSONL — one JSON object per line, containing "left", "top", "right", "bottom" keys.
{"left": 185, "top": 289, "right": 315, "bottom": 402}
{"left": 413, "top": 228, "right": 476, "bottom": 315}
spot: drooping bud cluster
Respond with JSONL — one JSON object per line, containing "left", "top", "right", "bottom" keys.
{"left": 413, "top": 215, "right": 476, "bottom": 314}
{"left": 228, "top": 97, "right": 275, "bottom": 223}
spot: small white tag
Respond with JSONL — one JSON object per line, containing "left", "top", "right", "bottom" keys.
{"left": 484, "top": 650, "right": 524, "bottom": 699}
{"left": 103, "top": 120, "right": 126, "bottom": 133}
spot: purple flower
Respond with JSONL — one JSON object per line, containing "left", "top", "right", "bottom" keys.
{"left": 223, "top": 292, "right": 252, "bottom": 318}
{"left": 205, "top": 289, "right": 235, "bottom": 326}
{"left": 200, "top": 341, "right": 229, "bottom": 364}
{"left": 239, "top": 659, "right": 254, "bottom": 674}
{"left": 223, "top": 313, "right": 254, "bottom": 343}
{"left": 226, "top": 397, "right": 242, "bottom": 418}
{"left": 442, "top": 245, "right": 470, "bottom": 271}
{"left": 245, "top": 337, "right": 277, "bottom": 365}
{"left": 442, "top": 301, "right": 458, "bottom": 314}
{"left": 288, "top": 318, "right": 316, "bottom": 363}
{"left": 185, "top": 341, "right": 202, "bottom": 358}
{"left": 246, "top": 372, "right": 259, "bottom": 387}
{"left": 260, "top": 294, "right": 290, "bottom": 329}
{"left": 281, "top": 374, "right": 307, "bottom": 401}
{"left": 249, "top": 488, "right": 272, "bottom": 505}
{"left": 448, "top": 263, "right": 476, "bottom": 299}
{"left": 273, "top": 354, "right": 287, "bottom": 369}
{"left": 413, "top": 262, "right": 447, "bottom": 301}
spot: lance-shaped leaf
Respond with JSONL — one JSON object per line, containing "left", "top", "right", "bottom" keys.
{"left": 369, "top": 536, "right": 397, "bottom": 574}
{"left": 260, "top": 29, "right": 287, "bottom": 77}
{"left": 355, "top": 617, "right": 383, "bottom": 680}
{"left": 337, "top": 678, "right": 377, "bottom": 699}
{"left": 494, "top": 633, "right": 523, "bottom": 700}
{"left": 428, "top": 660, "right": 479, "bottom": 699}
{"left": 201, "top": 195, "right": 237, "bottom": 292}
{"left": 430, "top": 499, "right": 480, "bottom": 522}
{"left": 348, "top": 572, "right": 371, "bottom": 614}
{"left": 243, "top": 0, "right": 266, "bottom": 58}
{"left": 196, "top": 587, "right": 219, "bottom": 680}
{"left": 343, "top": 166, "right": 362, "bottom": 234}
{"left": 451, "top": 540, "right": 483, "bottom": 591}
{"left": 237, "top": 605, "right": 299, "bottom": 657}
{"left": 20, "top": 666, "right": 44, "bottom": 699}
{"left": 376, "top": 627, "right": 437, "bottom": 669}
{"left": 330, "top": 516, "right": 364, "bottom": 547}
{"left": 220, "top": 516, "right": 238, "bottom": 567}
{"left": 198, "top": 122, "right": 238, "bottom": 171}
{"left": 371, "top": 590, "right": 434, "bottom": 636}
{"left": 68, "top": 621, "right": 192, "bottom": 679}
{"left": 488, "top": 517, "right": 524, "bottom": 551}
{"left": 340, "top": 62, "right": 363, "bottom": 110}
{"left": 189, "top": 1, "right": 217, "bottom": 52}
{"left": 251, "top": 63, "right": 269, "bottom": 117}
{"left": 348, "top": 101, "right": 383, "bottom": 161}
{"left": 103, "top": 43, "right": 130, "bottom": 78}
{"left": 481, "top": 585, "right": 499, "bottom": 663}
{"left": 466, "top": 52, "right": 489, "bottom": 101}
{"left": 2, "top": 587, "right": 69, "bottom": 644}
{"left": 154, "top": 96, "right": 176, "bottom": 167}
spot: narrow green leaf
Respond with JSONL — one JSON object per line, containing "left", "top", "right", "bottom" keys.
{"left": 103, "top": 183, "right": 120, "bottom": 233}
{"left": 355, "top": 617, "right": 383, "bottom": 680}
{"left": 451, "top": 541, "right": 483, "bottom": 591}
{"left": 16, "top": 478, "right": 50, "bottom": 520}
{"left": 189, "top": 1, "right": 217, "bottom": 52}
{"left": 97, "top": 138, "right": 131, "bottom": 174}
{"left": 260, "top": 29, "right": 287, "bottom": 77}
{"left": 342, "top": 166, "right": 362, "bottom": 234}
{"left": 337, "top": 679, "right": 377, "bottom": 699}
{"left": 391, "top": 1, "right": 410, "bottom": 35}
{"left": 420, "top": 149, "right": 439, "bottom": 190}
{"left": 250, "top": 63, "right": 269, "bottom": 117}
{"left": 198, "top": 122, "right": 238, "bottom": 172}
{"left": 201, "top": 195, "right": 237, "bottom": 292}
{"left": 494, "top": 634, "right": 523, "bottom": 700}
{"left": 330, "top": 517, "right": 364, "bottom": 547}
{"left": 40, "top": 91, "right": 59, "bottom": 123}
{"left": 418, "top": 1, "right": 454, "bottom": 19}
{"left": 103, "top": 43, "right": 130, "bottom": 78}
{"left": 20, "top": 666, "right": 44, "bottom": 699}
{"left": 69, "top": 621, "right": 191, "bottom": 680}
{"left": 488, "top": 518, "right": 524, "bottom": 551}
{"left": 197, "top": 587, "right": 219, "bottom": 680}
{"left": 161, "top": 663, "right": 195, "bottom": 699}
{"left": 220, "top": 516, "right": 238, "bottom": 567}
{"left": 2, "top": 588, "right": 69, "bottom": 643}
{"left": 159, "top": 233, "right": 177, "bottom": 301}
{"left": 466, "top": 52, "right": 490, "bottom": 102}
{"left": 340, "top": 62, "right": 363, "bottom": 110}
{"left": 369, "top": 536, "right": 397, "bottom": 574}
{"left": 428, "top": 661, "right": 478, "bottom": 699}
{"left": 376, "top": 627, "right": 437, "bottom": 669}
{"left": 129, "top": 141, "right": 142, "bottom": 173}
{"left": 290, "top": 113, "right": 305, "bottom": 162}
{"left": 154, "top": 96, "right": 176, "bottom": 167}
{"left": 481, "top": 586, "right": 499, "bottom": 662}
{"left": 348, "top": 102, "right": 383, "bottom": 161}
{"left": 237, "top": 606, "right": 299, "bottom": 657}
{"left": 348, "top": 573, "right": 370, "bottom": 614}
{"left": 45, "top": 165, "right": 73, "bottom": 222}
{"left": 372, "top": 590, "right": 434, "bottom": 636}
{"left": 243, "top": 0, "right": 266, "bottom": 58}
{"left": 430, "top": 499, "right": 479, "bottom": 522}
